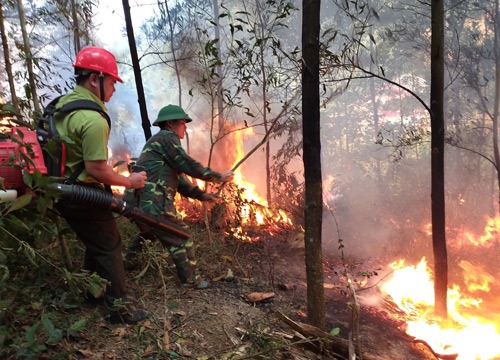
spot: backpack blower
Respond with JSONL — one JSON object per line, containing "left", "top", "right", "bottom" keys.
{"left": 1, "top": 123, "right": 189, "bottom": 239}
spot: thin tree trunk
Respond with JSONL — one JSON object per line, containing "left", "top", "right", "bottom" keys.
{"left": 212, "top": 0, "right": 225, "bottom": 130}
{"left": 430, "top": 0, "right": 448, "bottom": 318}
{"left": 162, "top": 0, "right": 189, "bottom": 152}
{"left": 492, "top": 0, "right": 500, "bottom": 211}
{"left": 209, "top": 0, "right": 237, "bottom": 172}
{"left": 302, "top": 0, "right": 325, "bottom": 330}
{"left": 255, "top": 0, "right": 272, "bottom": 206}
{"left": 71, "top": 0, "right": 81, "bottom": 53}
{"left": 0, "top": 1, "right": 20, "bottom": 116}
{"left": 122, "top": 0, "right": 151, "bottom": 141}
{"left": 16, "top": 0, "right": 41, "bottom": 114}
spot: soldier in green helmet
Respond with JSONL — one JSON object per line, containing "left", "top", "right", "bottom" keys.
{"left": 123, "top": 104, "right": 233, "bottom": 289}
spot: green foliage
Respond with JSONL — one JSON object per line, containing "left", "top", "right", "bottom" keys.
{"left": 41, "top": 313, "right": 63, "bottom": 346}
{"left": 62, "top": 268, "right": 108, "bottom": 299}
{"left": 0, "top": 151, "right": 107, "bottom": 359}
{"left": 329, "top": 327, "right": 340, "bottom": 336}
{"left": 16, "top": 322, "right": 47, "bottom": 360}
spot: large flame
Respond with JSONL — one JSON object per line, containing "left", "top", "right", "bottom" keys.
{"left": 381, "top": 256, "right": 500, "bottom": 359}
{"left": 226, "top": 126, "right": 292, "bottom": 232}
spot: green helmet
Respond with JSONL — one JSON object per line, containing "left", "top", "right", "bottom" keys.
{"left": 152, "top": 104, "right": 192, "bottom": 126}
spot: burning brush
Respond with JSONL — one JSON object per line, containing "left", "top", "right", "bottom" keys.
{"left": 380, "top": 257, "right": 500, "bottom": 360}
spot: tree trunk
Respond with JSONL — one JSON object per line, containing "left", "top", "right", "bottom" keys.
{"left": 162, "top": 0, "right": 189, "bottom": 152}
{"left": 430, "top": 0, "right": 448, "bottom": 318}
{"left": 70, "top": 0, "right": 81, "bottom": 53}
{"left": 492, "top": 0, "right": 500, "bottom": 211}
{"left": 212, "top": 0, "right": 225, "bottom": 130}
{"left": 209, "top": 0, "right": 237, "bottom": 170}
{"left": 254, "top": 0, "right": 272, "bottom": 206}
{"left": 16, "top": 0, "right": 41, "bottom": 114}
{"left": 302, "top": 0, "right": 325, "bottom": 330}
{"left": 0, "top": 1, "right": 20, "bottom": 116}
{"left": 122, "top": 0, "right": 152, "bottom": 141}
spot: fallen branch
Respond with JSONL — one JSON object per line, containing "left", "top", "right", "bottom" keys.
{"left": 275, "top": 311, "right": 390, "bottom": 360}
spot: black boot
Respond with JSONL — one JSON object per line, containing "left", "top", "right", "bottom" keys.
{"left": 106, "top": 306, "right": 149, "bottom": 325}
{"left": 104, "top": 297, "right": 149, "bottom": 325}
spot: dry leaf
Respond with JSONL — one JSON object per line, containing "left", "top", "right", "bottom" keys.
{"left": 163, "top": 330, "right": 170, "bottom": 350}
{"left": 172, "top": 309, "right": 186, "bottom": 316}
{"left": 110, "top": 327, "right": 127, "bottom": 340}
{"left": 296, "top": 309, "right": 307, "bottom": 317}
{"left": 76, "top": 348, "right": 96, "bottom": 358}
{"left": 141, "top": 344, "right": 156, "bottom": 357}
{"left": 243, "top": 292, "right": 275, "bottom": 303}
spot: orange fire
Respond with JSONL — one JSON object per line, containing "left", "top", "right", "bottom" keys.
{"left": 381, "top": 255, "right": 500, "bottom": 359}
{"left": 460, "top": 216, "right": 500, "bottom": 248}
{"left": 224, "top": 126, "right": 292, "bottom": 235}
{"left": 108, "top": 128, "right": 293, "bottom": 237}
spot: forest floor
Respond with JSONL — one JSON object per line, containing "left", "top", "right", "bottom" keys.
{"left": 53, "top": 217, "right": 442, "bottom": 360}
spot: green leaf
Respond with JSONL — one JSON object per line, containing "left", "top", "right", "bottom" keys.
{"left": 329, "top": 327, "right": 340, "bottom": 336}
{"left": 167, "top": 350, "right": 181, "bottom": 358}
{"left": 41, "top": 313, "right": 63, "bottom": 346}
{"left": 0, "top": 264, "right": 10, "bottom": 282}
{"left": 24, "top": 322, "right": 41, "bottom": 344}
{"left": 3, "top": 194, "right": 33, "bottom": 215}
{"left": 1, "top": 103, "right": 17, "bottom": 114}
{"left": 113, "top": 160, "right": 127, "bottom": 168}
{"left": 70, "top": 319, "right": 87, "bottom": 332}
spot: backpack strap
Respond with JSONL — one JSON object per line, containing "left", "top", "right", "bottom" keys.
{"left": 59, "top": 100, "right": 111, "bottom": 129}
{"left": 37, "top": 97, "right": 111, "bottom": 185}
{"left": 59, "top": 100, "right": 111, "bottom": 184}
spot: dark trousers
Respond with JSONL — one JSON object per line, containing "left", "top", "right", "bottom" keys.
{"left": 56, "top": 201, "right": 127, "bottom": 308}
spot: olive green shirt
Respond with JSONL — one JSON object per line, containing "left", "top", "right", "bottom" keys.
{"left": 54, "top": 86, "right": 109, "bottom": 184}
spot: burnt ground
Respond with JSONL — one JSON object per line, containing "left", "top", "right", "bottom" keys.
{"left": 56, "top": 218, "right": 438, "bottom": 360}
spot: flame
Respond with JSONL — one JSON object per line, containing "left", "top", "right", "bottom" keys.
{"left": 225, "top": 126, "right": 292, "bottom": 232}
{"left": 424, "top": 214, "right": 500, "bottom": 248}
{"left": 381, "top": 257, "right": 500, "bottom": 359}
{"left": 460, "top": 216, "right": 500, "bottom": 248}
{"left": 108, "top": 148, "right": 131, "bottom": 195}
{"left": 0, "top": 98, "right": 15, "bottom": 134}
{"left": 231, "top": 127, "right": 268, "bottom": 224}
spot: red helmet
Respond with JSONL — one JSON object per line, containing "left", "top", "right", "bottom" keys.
{"left": 73, "top": 46, "right": 124, "bottom": 83}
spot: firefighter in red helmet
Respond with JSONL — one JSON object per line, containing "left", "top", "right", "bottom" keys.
{"left": 53, "top": 46, "right": 149, "bottom": 324}
{"left": 73, "top": 46, "right": 124, "bottom": 102}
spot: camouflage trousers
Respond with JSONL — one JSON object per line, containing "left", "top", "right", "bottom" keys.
{"left": 127, "top": 214, "right": 197, "bottom": 284}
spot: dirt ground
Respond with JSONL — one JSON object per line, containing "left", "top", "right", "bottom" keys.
{"left": 63, "top": 219, "right": 439, "bottom": 360}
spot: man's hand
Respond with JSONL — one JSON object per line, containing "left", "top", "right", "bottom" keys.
{"left": 128, "top": 171, "right": 147, "bottom": 189}
{"left": 220, "top": 170, "right": 234, "bottom": 183}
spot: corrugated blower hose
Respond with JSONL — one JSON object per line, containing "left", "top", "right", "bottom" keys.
{"left": 47, "top": 183, "right": 190, "bottom": 239}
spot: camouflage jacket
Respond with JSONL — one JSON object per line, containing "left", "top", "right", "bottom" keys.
{"left": 124, "top": 129, "right": 222, "bottom": 216}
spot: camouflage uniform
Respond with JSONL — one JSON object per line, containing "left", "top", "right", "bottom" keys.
{"left": 124, "top": 128, "right": 223, "bottom": 284}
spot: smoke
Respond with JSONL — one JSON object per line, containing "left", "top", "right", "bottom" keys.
{"left": 106, "top": 85, "right": 153, "bottom": 158}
